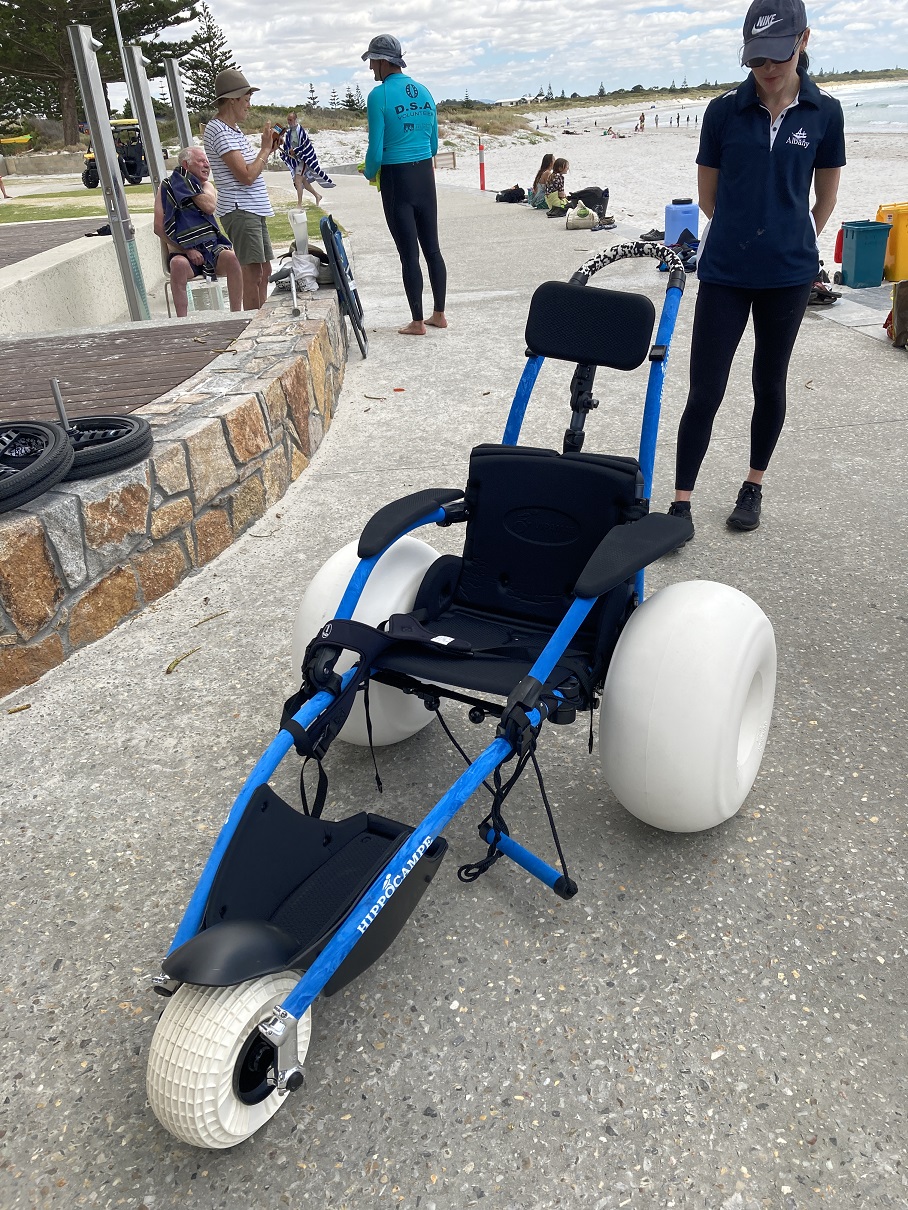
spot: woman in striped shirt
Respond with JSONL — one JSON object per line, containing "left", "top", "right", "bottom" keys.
{"left": 203, "top": 69, "right": 277, "bottom": 310}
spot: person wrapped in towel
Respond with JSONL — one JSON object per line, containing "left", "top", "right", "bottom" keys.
{"left": 280, "top": 111, "right": 336, "bottom": 206}
{"left": 153, "top": 146, "right": 243, "bottom": 316}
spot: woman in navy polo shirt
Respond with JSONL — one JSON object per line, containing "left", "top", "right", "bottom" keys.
{"left": 669, "top": 0, "right": 845, "bottom": 535}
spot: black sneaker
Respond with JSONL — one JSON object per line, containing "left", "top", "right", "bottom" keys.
{"left": 726, "top": 482, "right": 762, "bottom": 531}
{"left": 667, "top": 500, "right": 694, "bottom": 542}
{"left": 640, "top": 228, "right": 665, "bottom": 241}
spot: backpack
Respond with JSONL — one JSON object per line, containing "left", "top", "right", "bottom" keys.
{"left": 496, "top": 184, "right": 526, "bottom": 203}
{"left": 884, "top": 280, "right": 908, "bottom": 348}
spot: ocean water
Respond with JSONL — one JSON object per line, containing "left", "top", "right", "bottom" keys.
{"left": 832, "top": 81, "right": 908, "bottom": 132}
{"left": 594, "top": 79, "right": 908, "bottom": 134}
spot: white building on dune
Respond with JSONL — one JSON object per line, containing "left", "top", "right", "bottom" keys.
{"left": 493, "top": 91, "right": 544, "bottom": 108}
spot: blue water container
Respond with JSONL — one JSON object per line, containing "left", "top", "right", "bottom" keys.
{"left": 664, "top": 197, "right": 699, "bottom": 245}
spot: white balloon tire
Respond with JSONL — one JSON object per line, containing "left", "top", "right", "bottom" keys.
{"left": 600, "top": 580, "right": 776, "bottom": 833}
{"left": 146, "top": 973, "right": 312, "bottom": 1149}
{"left": 291, "top": 536, "right": 440, "bottom": 747}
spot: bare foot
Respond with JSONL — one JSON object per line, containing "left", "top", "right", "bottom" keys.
{"left": 313, "top": 194, "right": 324, "bottom": 206}
{"left": 425, "top": 311, "right": 447, "bottom": 329}
{"left": 399, "top": 320, "right": 427, "bottom": 335}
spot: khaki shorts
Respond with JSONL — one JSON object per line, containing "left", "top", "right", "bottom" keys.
{"left": 220, "top": 209, "right": 273, "bottom": 265}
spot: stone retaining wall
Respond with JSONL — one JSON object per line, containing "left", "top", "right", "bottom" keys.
{"left": 0, "top": 293, "right": 345, "bottom": 699}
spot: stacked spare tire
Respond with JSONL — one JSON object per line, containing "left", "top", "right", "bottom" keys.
{"left": 0, "top": 416, "right": 153, "bottom": 515}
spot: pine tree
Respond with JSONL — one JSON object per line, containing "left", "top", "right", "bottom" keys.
{"left": 597, "top": 82, "right": 605, "bottom": 97}
{"left": 307, "top": 83, "right": 319, "bottom": 108}
{"left": 354, "top": 84, "right": 365, "bottom": 110}
{"left": 0, "top": 0, "right": 198, "bottom": 145}
{"left": 681, "top": 76, "right": 688, "bottom": 88}
{"left": 329, "top": 88, "right": 340, "bottom": 110}
{"left": 559, "top": 88, "right": 565, "bottom": 99}
{"left": 182, "top": 4, "right": 239, "bottom": 111}
{"left": 342, "top": 86, "right": 357, "bottom": 111}
{"left": 545, "top": 83, "right": 553, "bottom": 101}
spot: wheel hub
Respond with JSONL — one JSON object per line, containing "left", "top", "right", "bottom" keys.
{"left": 233, "top": 1030, "right": 277, "bottom": 1106}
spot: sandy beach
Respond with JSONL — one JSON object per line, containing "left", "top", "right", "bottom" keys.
{"left": 309, "top": 93, "right": 908, "bottom": 273}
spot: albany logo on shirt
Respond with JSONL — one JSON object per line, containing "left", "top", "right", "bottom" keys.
{"left": 786, "top": 127, "right": 810, "bottom": 148}
{"left": 395, "top": 101, "right": 433, "bottom": 115}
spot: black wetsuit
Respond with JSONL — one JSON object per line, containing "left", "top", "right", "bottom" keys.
{"left": 379, "top": 159, "right": 447, "bottom": 321}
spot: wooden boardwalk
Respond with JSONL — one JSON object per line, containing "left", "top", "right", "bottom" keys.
{"left": 0, "top": 218, "right": 110, "bottom": 271}
{"left": 0, "top": 319, "right": 250, "bottom": 423}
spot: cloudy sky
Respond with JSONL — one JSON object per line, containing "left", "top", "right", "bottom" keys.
{"left": 198, "top": 0, "right": 905, "bottom": 100}
{"left": 116, "top": 0, "right": 906, "bottom": 108}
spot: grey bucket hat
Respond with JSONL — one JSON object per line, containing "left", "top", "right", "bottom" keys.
{"left": 741, "top": 0, "right": 807, "bottom": 65}
{"left": 361, "top": 34, "right": 407, "bottom": 68}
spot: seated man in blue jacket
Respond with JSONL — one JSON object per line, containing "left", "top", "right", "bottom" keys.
{"left": 153, "top": 147, "right": 243, "bottom": 317}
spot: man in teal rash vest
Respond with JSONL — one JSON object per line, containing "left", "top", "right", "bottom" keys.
{"left": 361, "top": 34, "right": 448, "bottom": 335}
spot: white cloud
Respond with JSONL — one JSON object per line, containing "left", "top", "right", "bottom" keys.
{"left": 103, "top": 0, "right": 901, "bottom": 110}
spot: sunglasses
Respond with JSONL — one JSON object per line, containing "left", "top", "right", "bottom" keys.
{"left": 744, "top": 35, "right": 803, "bottom": 69}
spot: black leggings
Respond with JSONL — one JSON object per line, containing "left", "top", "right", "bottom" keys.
{"left": 379, "top": 158, "right": 447, "bottom": 321}
{"left": 675, "top": 279, "right": 813, "bottom": 492}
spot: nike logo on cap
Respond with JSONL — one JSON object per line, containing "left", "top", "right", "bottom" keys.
{"left": 753, "top": 14, "right": 782, "bottom": 31}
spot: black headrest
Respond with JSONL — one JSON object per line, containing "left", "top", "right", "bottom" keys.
{"left": 525, "top": 281, "right": 656, "bottom": 370}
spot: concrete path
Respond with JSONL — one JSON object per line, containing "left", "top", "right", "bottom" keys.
{"left": 2, "top": 175, "right": 906, "bottom": 1209}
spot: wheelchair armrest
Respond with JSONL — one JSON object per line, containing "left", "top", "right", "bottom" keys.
{"left": 358, "top": 488, "right": 465, "bottom": 558}
{"left": 574, "top": 513, "right": 691, "bottom": 599}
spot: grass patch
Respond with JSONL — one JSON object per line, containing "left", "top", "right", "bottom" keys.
{"left": 266, "top": 206, "right": 326, "bottom": 251}
{"left": 0, "top": 182, "right": 156, "bottom": 224}
{"left": 11, "top": 184, "right": 154, "bottom": 201}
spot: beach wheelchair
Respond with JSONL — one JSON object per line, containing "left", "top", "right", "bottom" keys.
{"left": 146, "top": 244, "right": 777, "bottom": 1148}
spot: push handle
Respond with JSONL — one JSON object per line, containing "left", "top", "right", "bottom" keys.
{"left": 569, "top": 241, "right": 687, "bottom": 293}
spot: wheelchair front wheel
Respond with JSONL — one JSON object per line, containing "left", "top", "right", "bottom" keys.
{"left": 146, "top": 973, "right": 312, "bottom": 1149}
{"left": 291, "top": 536, "right": 440, "bottom": 746}
{"left": 599, "top": 580, "right": 776, "bottom": 832}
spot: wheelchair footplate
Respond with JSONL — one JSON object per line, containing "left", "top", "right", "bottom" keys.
{"left": 162, "top": 784, "right": 447, "bottom": 995}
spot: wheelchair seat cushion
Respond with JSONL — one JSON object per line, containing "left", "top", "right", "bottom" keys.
{"left": 373, "top": 443, "right": 645, "bottom": 701}
{"left": 374, "top": 609, "right": 597, "bottom": 700}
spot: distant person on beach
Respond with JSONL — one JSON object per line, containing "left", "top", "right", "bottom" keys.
{"left": 639, "top": 112, "right": 646, "bottom": 129}
{"left": 203, "top": 68, "right": 278, "bottom": 310}
{"left": 280, "top": 111, "right": 335, "bottom": 207}
{"left": 668, "top": 0, "right": 844, "bottom": 537}
{"left": 529, "top": 153, "right": 554, "bottom": 207}
{"left": 361, "top": 33, "right": 447, "bottom": 336}
{"left": 153, "top": 147, "right": 243, "bottom": 317}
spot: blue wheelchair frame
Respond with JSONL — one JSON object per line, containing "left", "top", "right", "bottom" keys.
{"left": 162, "top": 243, "right": 686, "bottom": 1039}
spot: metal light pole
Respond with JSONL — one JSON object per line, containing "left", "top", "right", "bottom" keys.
{"left": 123, "top": 44, "right": 166, "bottom": 196}
{"left": 164, "top": 57, "right": 194, "bottom": 150}
{"left": 108, "top": 0, "right": 133, "bottom": 115}
{"left": 67, "top": 25, "right": 150, "bottom": 322}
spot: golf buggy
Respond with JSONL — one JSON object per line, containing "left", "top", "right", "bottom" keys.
{"left": 82, "top": 118, "right": 154, "bottom": 188}
{"left": 145, "top": 242, "right": 777, "bottom": 1148}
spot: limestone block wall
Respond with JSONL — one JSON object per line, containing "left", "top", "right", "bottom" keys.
{"left": 0, "top": 294, "right": 345, "bottom": 699}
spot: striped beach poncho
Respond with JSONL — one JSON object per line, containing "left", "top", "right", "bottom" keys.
{"left": 280, "top": 125, "right": 335, "bottom": 188}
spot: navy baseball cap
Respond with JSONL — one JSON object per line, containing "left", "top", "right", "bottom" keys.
{"left": 361, "top": 34, "right": 407, "bottom": 68}
{"left": 741, "top": 0, "right": 807, "bottom": 66}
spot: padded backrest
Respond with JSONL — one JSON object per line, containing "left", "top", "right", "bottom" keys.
{"left": 525, "top": 281, "right": 655, "bottom": 370}
{"left": 455, "top": 444, "right": 642, "bottom": 629}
